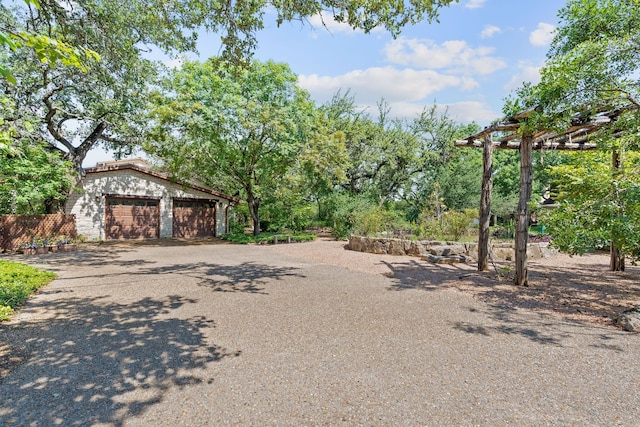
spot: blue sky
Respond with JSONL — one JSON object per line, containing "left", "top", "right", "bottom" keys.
{"left": 84, "top": 0, "right": 567, "bottom": 166}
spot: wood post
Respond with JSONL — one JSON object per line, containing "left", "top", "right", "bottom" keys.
{"left": 514, "top": 134, "right": 533, "bottom": 286}
{"left": 610, "top": 150, "right": 625, "bottom": 271}
{"left": 478, "top": 134, "right": 493, "bottom": 271}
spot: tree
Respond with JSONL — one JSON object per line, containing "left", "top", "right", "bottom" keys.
{"left": 543, "top": 149, "right": 640, "bottom": 269}
{"left": 0, "top": 141, "right": 74, "bottom": 214}
{"left": 1, "top": 0, "right": 226, "bottom": 175}
{"left": 507, "top": 0, "right": 640, "bottom": 128}
{"left": 328, "top": 94, "right": 436, "bottom": 207}
{"left": 1, "top": 0, "right": 100, "bottom": 84}
{"left": 147, "top": 59, "right": 317, "bottom": 236}
{"left": 405, "top": 105, "right": 481, "bottom": 216}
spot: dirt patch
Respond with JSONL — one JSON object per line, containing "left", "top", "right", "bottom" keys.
{"left": 271, "top": 239, "right": 640, "bottom": 330}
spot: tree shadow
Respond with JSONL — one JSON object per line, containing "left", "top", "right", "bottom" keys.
{"left": 451, "top": 305, "right": 568, "bottom": 346}
{"left": 473, "top": 255, "right": 640, "bottom": 326}
{"left": 381, "top": 259, "right": 488, "bottom": 292}
{"left": 382, "top": 253, "right": 640, "bottom": 329}
{"left": 450, "top": 302, "right": 632, "bottom": 348}
{"left": 141, "top": 262, "right": 306, "bottom": 294}
{"left": 0, "top": 294, "right": 239, "bottom": 426}
{"left": 11, "top": 245, "right": 146, "bottom": 269}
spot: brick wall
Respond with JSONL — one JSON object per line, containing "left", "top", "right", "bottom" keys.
{"left": 0, "top": 214, "right": 77, "bottom": 252}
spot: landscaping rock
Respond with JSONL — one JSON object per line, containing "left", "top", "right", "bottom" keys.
{"left": 426, "top": 244, "right": 466, "bottom": 257}
{"left": 616, "top": 306, "right": 640, "bottom": 332}
{"left": 421, "top": 254, "right": 468, "bottom": 264}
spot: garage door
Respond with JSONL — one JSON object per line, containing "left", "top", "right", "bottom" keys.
{"left": 105, "top": 197, "right": 160, "bottom": 239}
{"left": 173, "top": 200, "right": 216, "bottom": 238}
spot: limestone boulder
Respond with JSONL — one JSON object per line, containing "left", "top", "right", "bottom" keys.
{"left": 616, "top": 306, "right": 640, "bottom": 332}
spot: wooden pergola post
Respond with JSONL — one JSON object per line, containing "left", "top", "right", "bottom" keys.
{"left": 514, "top": 133, "right": 533, "bottom": 286}
{"left": 610, "top": 150, "right": 625, "bottom": 271}
{"left": 478, "top": 133, "right": 493, "bottom": 271}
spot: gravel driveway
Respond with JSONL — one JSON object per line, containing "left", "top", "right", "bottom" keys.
{"left": 1, "top": 239, "right": 639, "bottom": 426}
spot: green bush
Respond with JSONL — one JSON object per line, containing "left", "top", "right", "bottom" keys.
{"left": 0, "top": 260, "right": 56, "bottom": 321}
{"left": 420, "top": 208, "right": 477, "bottom": 241}
{"left": 353, "top": 206, "right": 412, "bottom": 237}
{"left": 326, "top": 194, "right": 375, "bottom": 239}
{"left": 221, "top": 231, "right": 317, "bottom": 244}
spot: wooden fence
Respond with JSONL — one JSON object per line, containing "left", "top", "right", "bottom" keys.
{"left": 0, "top": 214, "right": 77, "bottom": 252}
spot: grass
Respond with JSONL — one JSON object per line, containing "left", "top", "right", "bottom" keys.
{"left": 0, "top": 260, "right": 56, "bottom": 321}
{"left": 222, "top": 231, "right": 317, "bottom": 244}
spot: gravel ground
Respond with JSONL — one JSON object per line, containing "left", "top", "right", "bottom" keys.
{"left": 1, "top": 238, "right": 639, "bottom": 426}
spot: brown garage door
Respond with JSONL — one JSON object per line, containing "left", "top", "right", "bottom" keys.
{"left": 173, "top": 200, "right": 216, "bottom": 238}
{"left": 105, "top": 197, "right": 160, "bottom": 239}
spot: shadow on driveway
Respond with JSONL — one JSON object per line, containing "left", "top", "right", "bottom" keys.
{"left": 0, "top": 294, "right": 240, "bottom": 426}
{"left": 141, "top": 261, "right": 307, "bottom": 294}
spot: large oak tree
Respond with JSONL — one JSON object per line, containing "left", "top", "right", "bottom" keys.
{"left": 147, "top": 59, "right": 318, "bottom": 236}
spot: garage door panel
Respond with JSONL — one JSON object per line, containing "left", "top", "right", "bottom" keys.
{"left": 106, "top": 198, "right": 159, "bottom": 239}
{"left": 173, "top": 201, "right": 215, "bottom": 238}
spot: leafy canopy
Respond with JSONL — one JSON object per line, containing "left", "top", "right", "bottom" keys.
{"left": 147, "top": 58, "right": 318, "bottom": 235}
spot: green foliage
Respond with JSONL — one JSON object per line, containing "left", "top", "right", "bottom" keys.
{"left": 261, "top": 191, "right": 317, "bottom": 233}
{"left": 352, "top": 206, "right": 410, "bottom": 237}
{"left": 221, "top": 232, "right": 317, "bottom": 245}
{"left": 0, "top": 1, "right": 99, "bottom": 84}
{"left": 505, "top": 0, "right": 640, "bottom": 133}
{"left": 543, "top": 150, "right": 640, "bottom": 260}
{"left": 420, "top": 207, "right": 477, "bottom": 241}
{"left": 404, "top": 107, "right": 482, "bottom": 215}
{"left": 324, "top": 193, "right": 376, "bottom": 239}
{"left": 0, "top": 140, "right": 74, "bottom": 214}
{"left": 147, "top": 58, "right": 318, "bottom": 236}
{"left": 0, "top": 260, "right": 56, "bottom": 321}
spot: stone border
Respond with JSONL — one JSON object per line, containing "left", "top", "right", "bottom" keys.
{"left": 348, "top": 236, "right": 557, "bottom": 263}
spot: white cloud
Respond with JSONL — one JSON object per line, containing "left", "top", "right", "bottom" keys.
{"left": 529, "top": 22, "right": 556, "bottom": 47}
{"left": 298, "top": 66, "right": 472, "bottom": 105}
{"left": 503, "top": 61, "right": 543, "bottom": 92}
{"left": 163, "top": 58, "right": 184, "bottom": 70}
{"left": 480, "top": 25, "right": 501, "bottom": 39}
{"left": 443, "top": 101, "right": 499, "bottom": 124}
{"left": 465, "top": 0, "right": 486, "bottom": 9}
{"left": 383, "top": 37, "right": 507, "bottom": 75}
{"left": 306, "top": 13, "right": 384, "bottom": 36}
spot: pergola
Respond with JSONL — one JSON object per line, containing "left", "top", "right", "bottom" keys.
{"left": 455, "top": 106, "right": 629, "bottom": 286}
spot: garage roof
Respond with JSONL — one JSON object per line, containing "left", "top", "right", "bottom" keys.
{"left": 84, "top": 162, "right": 241, "bottom": 204}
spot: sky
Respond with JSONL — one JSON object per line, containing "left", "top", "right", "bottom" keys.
{"left": 83, "top": 0, "right": 568, "bottom": 167}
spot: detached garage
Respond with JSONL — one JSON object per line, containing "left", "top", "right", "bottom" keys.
{"left": 66, "top": 159, "right": 238, "bottom": 241}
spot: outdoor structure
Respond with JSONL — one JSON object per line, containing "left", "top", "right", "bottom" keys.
{"left": 456, "top": 106, "right": 629, "bottom": 286}
{"left": 66, "top": 159, "right": 239, "bottom": 240}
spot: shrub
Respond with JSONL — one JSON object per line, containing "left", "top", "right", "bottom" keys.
{"left": 327, "top": 194, "right": 375, "bottom": 239}
{"left": 420, "top": 208, "right": 477, "bottom": 241}
{"left": 0, "top": 260, "right": 56, "bottom": 321}
{"left": 221, "top": 231, "right": 316, "bottom": 244}
{"left": 353, "top": 206, "right": 408, "bottom": 237}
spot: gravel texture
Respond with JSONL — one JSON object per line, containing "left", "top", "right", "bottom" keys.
{"left": 1, "top": 238, "right": 639, "bottom": 426}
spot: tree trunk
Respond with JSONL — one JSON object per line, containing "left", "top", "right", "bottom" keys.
{"left": 610, "top": 150, "right": 625, "bottom": 271}
{"left": 246, "top": 189, "right": 261, "bottom": 236}
{"left": 610, "top": 243, "right": 625, "bottom": 271}
{"left": 515, "top": 134, "right": 533, "bottom": 286}
{"left": 478, "top": 134, "right": 493, "bottom": 271}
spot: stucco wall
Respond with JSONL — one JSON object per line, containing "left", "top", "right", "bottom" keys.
{"left": 66, "top": 169, "right": 231, "bottom": 240}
